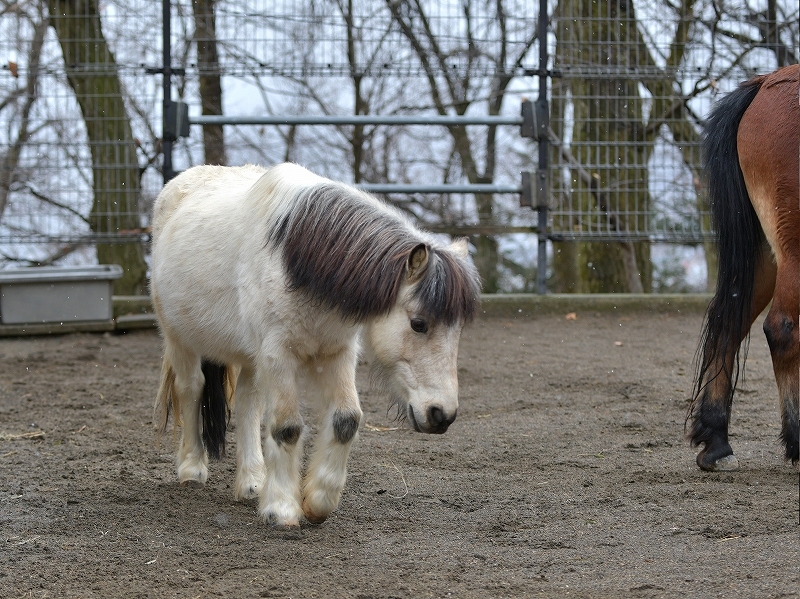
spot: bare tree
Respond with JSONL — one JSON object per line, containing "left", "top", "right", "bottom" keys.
{"left": 0, "top": 2, "right": 48, "bottom": 224}
{"left": 192, "top": 0, "right": 227, "bottom": 165}
{"left": 47, "top": 0, "right": 146, "bottom": 294}
{"left": 386, "top": 0, "right": 537, "bottom": 293}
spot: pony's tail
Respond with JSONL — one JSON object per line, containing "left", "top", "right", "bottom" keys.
{"left": 689, "top": 76, "right": 764, "bottom": 441}
{"left": 200, "top": 360, "right": 232, "bottom": 460}
{"left": 153, "top": 356, "right": 235, "bottom": 460}
{"left": 154, "top": 355, "right": 179, "bottom": 431}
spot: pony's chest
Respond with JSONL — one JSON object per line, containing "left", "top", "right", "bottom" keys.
{"left": 280, "top": 314, "right": 360, "bottom": 362}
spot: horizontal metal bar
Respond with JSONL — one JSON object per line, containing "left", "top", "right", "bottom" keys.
{"left": 548, "top": 233, "right": 715, "bottom": 243}
{"left": 190, "top": 114, "right": 524, "bottom": 127}
{"left": 357, "top": 183, "right": 522, "bottom": 194}
{"left": 424, "top": 225, "right": 539, "bottom": 236}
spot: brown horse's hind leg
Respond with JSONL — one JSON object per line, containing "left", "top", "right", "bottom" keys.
{"left": 762, "top": 261, "right": 800, "bottom": 464}
{"left": 692, "top": 247, "right": 776, "bottom": 471}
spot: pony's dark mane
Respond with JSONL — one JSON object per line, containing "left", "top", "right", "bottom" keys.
{"left": 266, "top": 182, "right": 480, "bottom": 325}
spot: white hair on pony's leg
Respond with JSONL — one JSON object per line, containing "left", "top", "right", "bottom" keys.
{"left": 257, "top": 351, "right": 306, "bottom": 526}
{"left": 166, "top": 340, "right": 208, "bottom": 487}
{"left": 301, "top": 346, "right": 363, "bottom": 523}
{"left": 260, "top": 433, "right": 305, "bottom": 526}
{"left": 232, "top": 366, "right": 266, "bottom": 501}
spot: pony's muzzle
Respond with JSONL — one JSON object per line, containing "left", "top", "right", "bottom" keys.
{"left": 409, "top": 405, "right": 456, "bottom": 434}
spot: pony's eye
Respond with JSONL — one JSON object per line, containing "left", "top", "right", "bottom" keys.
{"left": 410, "top": 318, "right": 428, "bottom": 334}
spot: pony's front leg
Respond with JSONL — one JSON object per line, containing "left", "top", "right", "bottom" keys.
{"left": 233, "top": 366, "right": 266, "bottom": 500}
{"left": 302, "top": 350, "right": 362, "bottom": 524}
{"left": 258, "top": 359, "right": 305, "bottom": 527}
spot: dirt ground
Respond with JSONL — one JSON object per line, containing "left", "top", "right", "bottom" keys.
{"left": 0, "top": 308, "right": 797, "bottom": 599}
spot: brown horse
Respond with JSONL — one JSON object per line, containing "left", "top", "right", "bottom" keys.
{"left": 689, "top": 64, "right": 799, "bottom": 471}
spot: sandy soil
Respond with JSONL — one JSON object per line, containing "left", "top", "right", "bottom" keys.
{"left": 0, "top": 309, "right": 797, "bottom": 598}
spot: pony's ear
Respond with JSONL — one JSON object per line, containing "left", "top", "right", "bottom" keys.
{"left": 449, "top": 237, "right": 469, "bottom": 259}
{"left": 406, "top": 243, "right": 430, "bottom": 283}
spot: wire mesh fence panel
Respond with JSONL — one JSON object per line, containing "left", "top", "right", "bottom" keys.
{"left": 167, "top": 0, "right": 542, "bottom": 294}
{"left": 548, "top": 0, "right": 798, "bottom": 244}
{"left": 0, "top": 0, "right": 163, "bottom": 266}
{"left": 1, "top": 0, "right": 797, "bottom": 290}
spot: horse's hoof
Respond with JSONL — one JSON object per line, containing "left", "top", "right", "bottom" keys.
{"left": 179, "top": 479, "right": 205, "bottom": 489}
{"left": 263, "top": 513, "right": 300, "bottom": 529}
{"left": 260, "top": 501, "right": 302, "bottom": 528}
{"left": 302, "top": 498, "right": 329, "bottom": 524}
{"left": 713, "top": 454, "right": 740, "bottom": 471}
{"left": 233, "top": 477, "right": 263, "bottom": 501}
{"left": 234, "top": 486, "right": 259, "bottom": 501}
{"left": 177, "top": 458, "right": 208, "bottom": 487}
{"left": 698, "top": 453, "right": 739, "bottom": 472}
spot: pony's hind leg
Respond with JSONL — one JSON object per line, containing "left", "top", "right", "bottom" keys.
{"left": 257, "top": 357, "right": 305, "bottom": 527}
{"left": 302, "top": 349, "right": 362, "bottom": 524}
{"left": 233, "top": 366, "right": 266, "bottom": 500}
{"left": 762, "top": 262, "right": 800, "bottom": 465}
{"left": 166, "top": 340, "right": 208, "bottom": 486}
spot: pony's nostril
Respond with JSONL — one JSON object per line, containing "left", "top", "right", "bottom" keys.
{"left": 429, "top": 405, "right": 444, "bottom": 426}
{"left": 427, "top": 405, "right": 456, "bottom": 432}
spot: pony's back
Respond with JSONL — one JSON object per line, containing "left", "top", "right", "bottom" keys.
{"left": 152, "top": 164, "right": 267, "bottom": 240}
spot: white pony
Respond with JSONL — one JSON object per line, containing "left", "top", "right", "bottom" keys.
{"left": 151, "top": 163, "right": 481, "bottom": 527}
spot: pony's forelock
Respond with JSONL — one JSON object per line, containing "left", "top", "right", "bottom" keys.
{"left": 411, "top": 247, "right": 481, "bottom": 326}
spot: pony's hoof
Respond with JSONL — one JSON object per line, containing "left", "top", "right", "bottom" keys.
{"left": 263, "top": 512, "right": 301, "bottom": 529}
{"left": 698, "top": 453, "right": 739, "bottom": 472}
{"left": 302, "top": 498, "right": 329, "bottom": 524}
{"left": 234, "top": 485, "right": 259, "bottom": 501}
{"left": 234, "top": 474, "right": 264, "bottom": 501}
{"left": 260, "top": 501, "right": 302, "bottom": 528}
{"left": 179, "top": 479, "right": 205, "bottom": 489}
{"left": 177, "top": 457, "right": 208, "bottom": 487}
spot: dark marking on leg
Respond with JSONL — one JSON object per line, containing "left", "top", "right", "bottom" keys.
{"left": 272, "top": 424, "right": 303, "bottom": 446}
{"left": 688, "top": 389, "right": 734, "bottom": 471}
{"left": 763, "top": 316, "right": 795, "bottom": 355}
{"left": 332, "top": 410, "right": 361, "bottom": 444}
{"left": 780, "top": 389, "right": 799, "bottom": 464}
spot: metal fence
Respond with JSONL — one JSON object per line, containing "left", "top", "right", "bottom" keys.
{"left": 0, "top": 0, "right": 163, "bottom": 255}
{"left": 0, "top": 0, "right": 797, "bottom": 281}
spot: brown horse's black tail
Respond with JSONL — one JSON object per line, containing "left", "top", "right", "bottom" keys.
{"left": 689, "top": 77, "right": 765, "bottom": 448}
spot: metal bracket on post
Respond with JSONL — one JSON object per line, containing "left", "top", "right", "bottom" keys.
{"left": 520, "top": 171, "right": 533, "bottom": 208}
{"left": 536, "top": 168, "right": 549, "bottom": 209}
{"left": 520, "top": 100, "right": 536, "bottom": 139}
{"left": 164, "top": 100, "right": 190, "bottom": 141}
{"left": 535, "top": 98, "right": 549, "bottom": 143}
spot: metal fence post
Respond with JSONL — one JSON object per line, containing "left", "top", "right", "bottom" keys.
{"left": 162, "top": 0, "right": 174, "bottom": 183}
{"left": 535, "top": 0, "right": 550, "bottom": 295}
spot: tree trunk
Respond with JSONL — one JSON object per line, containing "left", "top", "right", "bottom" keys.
{"left": 548, "top": 74, "right": 579, "bottom": 293}
{"left": 48, "top": 0, "right": 146, "bottom": 294}
{"left": 555, "top": 0, "right": 652, "bottom": 293}
{"left": 192, "top": 0, "right": 226, "bottom": 165}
